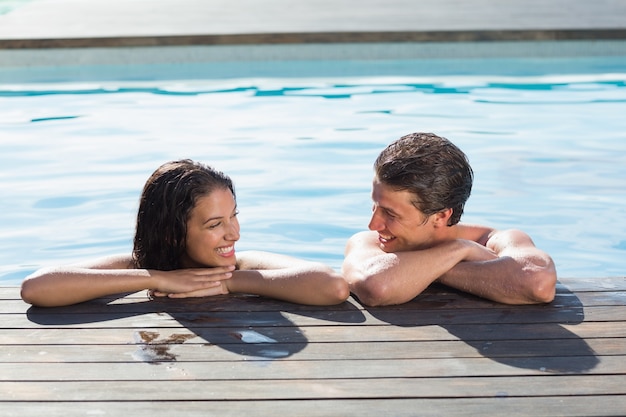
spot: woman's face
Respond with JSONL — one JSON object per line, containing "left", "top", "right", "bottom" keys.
{"left": 180, "top": 187, "right": 240, "bottom": 268}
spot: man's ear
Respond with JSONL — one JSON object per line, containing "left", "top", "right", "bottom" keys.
{"left": 433, "top": 208, "right": 454, "bottom": 228}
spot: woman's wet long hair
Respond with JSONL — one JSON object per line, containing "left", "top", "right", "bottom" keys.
{"left": 132, "top": 159, "right": 235, "bottom": 270}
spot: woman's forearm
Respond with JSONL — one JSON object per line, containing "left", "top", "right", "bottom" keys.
{"left": 21, "top": 267, "right": 154, "bottom": 307}
{"left": 227, "top": 267, "right": 348, "bottom": 305}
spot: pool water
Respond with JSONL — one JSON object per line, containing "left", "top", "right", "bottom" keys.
{"left": 1, "top": 59, "right": 625, "bottom": 284}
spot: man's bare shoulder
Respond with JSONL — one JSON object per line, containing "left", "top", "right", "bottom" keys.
{"left": 347, "top": 230, "right": 379, "bottom": 246}
{"left": 456, "top": 223, "right": 496, "bottom": 245}
{"left": 345, "top": 231, "right": 383, "bottom": 255}
{"left": 349, "top": 230, "right": 377, "bottom": 241}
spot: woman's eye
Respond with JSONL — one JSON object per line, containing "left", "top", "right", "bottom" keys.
{"left": 208, "top": 222, "right": 221, "bottom": 229}
{"left": 232, "top": 210, "right": 239, "bottom": 218}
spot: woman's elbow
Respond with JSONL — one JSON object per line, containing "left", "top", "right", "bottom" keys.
{"left": 20, "top": 268, "right": 57, "bottom": 306}
{"left": 20, "top": 277, "right": 41, "bottom": 305}
{"left": 327, "top": 274, "right": 351, "bottom": 304}
{"left": 304, "top": 263, "right": 350, "bottom": 305}
{"left": 319, "top": 268, "right": 350, "bottom": 304}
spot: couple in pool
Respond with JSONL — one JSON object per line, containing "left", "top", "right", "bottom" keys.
{"left": 21, "top": 132, "right": 557, "bottom": 308}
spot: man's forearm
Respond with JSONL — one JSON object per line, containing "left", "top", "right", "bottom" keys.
{"left": 438, "top": 255, "right": 556, "bottom": 304}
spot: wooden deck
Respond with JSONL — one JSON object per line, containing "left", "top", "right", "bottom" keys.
{"left": 1, "top": 277, "right": 625, "bottom": 416}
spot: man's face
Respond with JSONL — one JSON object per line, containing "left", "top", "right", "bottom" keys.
{"left": 368, "top": 177, "right": 438, "bottom": 252}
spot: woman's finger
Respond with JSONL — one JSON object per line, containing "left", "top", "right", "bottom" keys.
{"left": 168, "top": 283, "right": 225, "bottom": 299}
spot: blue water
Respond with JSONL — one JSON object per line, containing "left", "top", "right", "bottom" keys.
{"left": 1, "top": 58, "right": 625, "bottom": 284}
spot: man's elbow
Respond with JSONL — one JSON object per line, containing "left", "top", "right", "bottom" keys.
{"left": 528, "top": 266, "right": 557, "bottom": 303}
{"left": 350, "top": 277, "right": 396, "bottom": 307}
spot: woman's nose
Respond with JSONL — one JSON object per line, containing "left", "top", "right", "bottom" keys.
{"left": 226, "top": 219, "right": 240, "bottom": 241}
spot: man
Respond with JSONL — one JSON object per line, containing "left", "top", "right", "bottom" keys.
{"left": 342, "top": 132, "right": 557, "bottom": 306}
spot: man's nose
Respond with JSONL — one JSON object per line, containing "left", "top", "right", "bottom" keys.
{"left": 368, "top": 208, "right": 383, "bottom": 231}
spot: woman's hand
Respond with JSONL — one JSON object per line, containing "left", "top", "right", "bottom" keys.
{"left": 150, "top": 266, "right": 234, "bottom": 298}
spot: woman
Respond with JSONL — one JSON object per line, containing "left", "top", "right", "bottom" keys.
{"left": 21, "top": 159, "right": 349, "bottom": 307}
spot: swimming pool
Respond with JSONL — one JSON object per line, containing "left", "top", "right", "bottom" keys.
{"left": 1, "top": 55, "right": 625, "bottom": 284}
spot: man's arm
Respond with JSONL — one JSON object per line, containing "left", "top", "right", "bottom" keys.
{"left": 342, "top": 231, "right": 495, "bottom": 306}
{"left": 437, "top": 229, "right": 557, "bottom": 304}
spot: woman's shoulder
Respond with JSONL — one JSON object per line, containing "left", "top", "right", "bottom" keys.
{"left": 236, "top": 250, "right": 312, "bottom": 270}
{"left": 71, "top": 254, "right": 135, "bottom": 270}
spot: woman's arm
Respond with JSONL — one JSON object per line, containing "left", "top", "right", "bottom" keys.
{"left": 20, "top": 255, "right": 234, "bottom": 307}
{"left": 168, "top": 251, "right": 349, "bottom": 306}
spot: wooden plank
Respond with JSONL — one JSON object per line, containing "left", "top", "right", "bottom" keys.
{"left": 1, "top": 374, "right": 625, "bottom": 401}
{"left": 556, "top": 277, "right": 626, "bottom": 292}
{"left": 2, "top": 397, "right": 626, "bottom": 417}
{"left": 2, "top": 321, "right": 625, "bottom": 344}
{"left": 3, "top": 305, "right": 625, "bottom": 329}
{"left": 4, "top": 289, "right": 624, "bottom": 313}
{"left": 0, "top": 277, "right": 626, "bottom": 309}
{"left": 2, "top": 277, "right": 625, "bottom": 296}
{"left": 0, "top": 337, "right": 619, "bottom": 363}
{"left": 0, "top": 355, "right": 622, "bottom": 379}
{"left": 0, "top": 332, "right": 608, "bottom": 362}
{"left": 553, "top": 291, "right": 626, "bottom": 306}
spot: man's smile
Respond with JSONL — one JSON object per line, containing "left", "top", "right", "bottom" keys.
{"left": 378, "top": 234, "right": 396, "bottom": 244}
